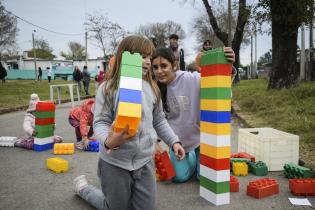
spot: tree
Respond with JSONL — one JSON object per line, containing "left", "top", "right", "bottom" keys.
{"left": 191, "top": 5, "right": 251, "bottom": 52}
{"left": 60, "top": 41, "right": 85, "bottom": 60}
{"left": 84, "top": 12, "right": 126, "bottom": 58}
{"left": 200, "top": 0, "right": 251, "bottom": 69}
{"left": 255, "top": 0, "right": 313, "bottom": 89}
{"left": 0, "top": 1, "right": 18, "bottom": 59}
{"left": 257, "top": 49, "right": 272, "bottom": 66}
{"left": 28, "top": 38, "right": 55, "bottom": 60}
{"left": 136, "top": 20, "right": 186, "bottom": 47}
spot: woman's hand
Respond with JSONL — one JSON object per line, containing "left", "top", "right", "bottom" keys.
{"left": 172, "top": 142, "right": 185, "bottom": 160}
{"left": 105, "top": 122, "right": 136, "bottom": 150}
{"left": 224, "top": 47, "right": 235, "bottom": 63}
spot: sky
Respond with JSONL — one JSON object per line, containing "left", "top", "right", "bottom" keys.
{"left": 3, "top": 0, "right": 313, "bottom": 66}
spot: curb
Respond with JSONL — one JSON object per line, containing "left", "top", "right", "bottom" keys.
{"left": 231, "top": 101, "right": 252, "bottom": 128}
{"left": 0, "top": 95, "right": 95, "bottom": 115}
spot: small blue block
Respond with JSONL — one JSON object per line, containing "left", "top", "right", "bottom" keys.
{"left": 118, "top": 88, "right": 141, "bottom": 104}
{"left": 84, "top": 141, "right": 99, "bottom": 152}
{"left": 34, "top": 143, "right": 54, "bottom": 152}
{"left": 200, "top": 110, "right": 231, "bottom": 123}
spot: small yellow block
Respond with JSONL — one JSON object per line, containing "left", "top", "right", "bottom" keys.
{"left": 53, "top": 143, "right": 74, "bottom": 155}
{"left": 200, "top": 143, "right": 230, "bottom": 159}
{"left": 232, "top": 162, "right": 248, "bottom": 176}
{"left": 201, "top": 76, "right": 231, "bottom": 88}
{"left": 46, "top": 157, "right": 69, "bottom": 173}
{"left": 115, "top": 102, "right": 141, "bottom": 135}
{"left": 200, "top": 99, "right": 231, "bottom": 111}
{"left": 200, "top": 121, "right": 231, "bottom": 135}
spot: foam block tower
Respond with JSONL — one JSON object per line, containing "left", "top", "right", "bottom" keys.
{"left": 199, "top": 48, "right": 232, "bottom": 205}
{"left": 34, "top": 101, "right": 55, "bottom": 151}
{"left": 114, "top": 51, "right": 142, "bottom": 135}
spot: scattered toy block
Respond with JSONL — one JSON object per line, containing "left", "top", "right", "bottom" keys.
{"left": 250, "top": 161, "right": 268, "bottom": 176}
{"left": 283, "top": 163, "right": 311, "bottom": 179}
{"left": 155, "top": 151, "right": 175, "bottom": 181}
{"left": 46, "top": 157, "right": 68, "bottom": 173}
{"left": 230, "top": 157, "right": 251, "bottom": 165}
{"left": 84, "top": 141, "right": 99, "bottom": 152}
{"left": 231, "top": 152, "right": 255, "bottom": 162}
{"left": 53, "top": 143, "right": 74, "bottom": 155}
{"left": 230, "top": 176, "right": 239, "bottom": 192}
{"left": 289, "top": 179, "right": 315, "bottom": 196}
{"left": 232, "top": 162, "right": 248, "bottom": 176}
{"left": 247, "top": 178, "right": 279, "bottom": 199}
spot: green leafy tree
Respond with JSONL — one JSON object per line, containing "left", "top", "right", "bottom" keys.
{"left": 257, "top": 49, "right": 272, "bottom": 66}
{"left": 255, "top": 0, "right": 314, "bottom": 89}
{"left": 28, "top": 38, "right": 55, "bottom": 60}
{"left": 60, "top": 41, "right": 85, "bottom": 60}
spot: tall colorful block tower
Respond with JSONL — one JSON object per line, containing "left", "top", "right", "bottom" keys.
{"left": 114, "top": 51, "right": 142, "bottom": 135}
{"left": 199, "top": 48, "right": 232, "bottom": 205}
{"left": 34, "top": 101, "right": 55, "bottom": 151}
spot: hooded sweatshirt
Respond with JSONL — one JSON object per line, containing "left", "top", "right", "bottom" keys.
{"left": 165, "top": 70, "right": 200, "bottom": 152}
{"left": 23, "top": 94, "right": 40, "bottom": 137}
{"left": 93, "top": 81, "right": 179, "bottom": 171}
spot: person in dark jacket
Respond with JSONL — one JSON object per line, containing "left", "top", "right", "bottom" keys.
{"left": 38, "top": 67, "right": 42, "bottom": 82}
{"left": 0, "top": 62, "right": 7, "bottom": 84}
{"left": 82, "top": 65, "right": 90, "bottom": 95}
{"left": 73, "top": 66, "right": 83, "bottom": 92}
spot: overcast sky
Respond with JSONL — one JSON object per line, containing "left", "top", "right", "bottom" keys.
{"left": 3, "top": 0, "right": 311, "bottom": 66}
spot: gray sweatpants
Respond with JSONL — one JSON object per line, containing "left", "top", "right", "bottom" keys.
{"left": 79, "top": 158, "right": 156, "bottom": 210}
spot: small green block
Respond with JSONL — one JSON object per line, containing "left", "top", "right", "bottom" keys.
{"left": 250, "top": 161, "right": 268, "bottom": 176}
{"left": 121, "top": 51, "right": 142, "bottom": 67}
{"left": 201, "top": 48, "right": 231, "bottom": 66}
{"left": 120, "top": 64, "right": 142, "bottom": 79}
{"left": 34, "top": 111, "right": 55, "bottom": 119}
{"left": 200, "top": 175, "right": 230, "bottom": 194}
{"left": 283, "top": 163, "right": 311, "bottom": 178}
{"left": 200, "top": 88, "right": 231, "bottom": 99}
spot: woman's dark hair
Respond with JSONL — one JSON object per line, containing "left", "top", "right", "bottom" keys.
{"left": 152, "top": 47, "right": 176, "bottom": 113}
{"left": 203, "top": 39, "right": 212, "bottom": 46}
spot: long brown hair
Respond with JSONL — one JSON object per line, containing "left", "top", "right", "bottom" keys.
{"left": 104, "top": 35, "right": 160, "bottom": 102}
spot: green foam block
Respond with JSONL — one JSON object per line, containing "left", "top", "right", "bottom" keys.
{"left": 34, "top": 111, "right": 55, "bottom": 119}
{"left": 200, "top": 88, "right": 231, "bottom": 99}
{"left": 200, "top": 175, "right": 230, "bottom": 194}
{"left": 120, "top": 64, "right": 142, "bottom": 79}
{"left": 121, "top": 51, "right": 142, "bottom": 67}
{"left": 201, "top": 48, "right": 231, "bottom": 66}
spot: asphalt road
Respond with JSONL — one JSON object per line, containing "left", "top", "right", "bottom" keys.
{"left": 0, "top": 102, "right": 314, "bottom": 210}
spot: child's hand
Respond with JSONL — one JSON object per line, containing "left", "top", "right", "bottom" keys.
{"left": 32, "top": 130, "right": 37, "bottom": 137}
{"left": 83, "top": 136, "right": 89, "bottom": 149}
{"left": 172, "top": 142, "right": 185, "bottom": 160}
{"left": 224, "top": 47, "right": 235, "bottom": 63}
{"left": 105, "top": 122, "right": 136, "bottom": 150}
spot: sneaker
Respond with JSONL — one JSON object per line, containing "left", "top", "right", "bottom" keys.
{"left": 73, "top": 175, "right": 88, "bottom": 195}
{"left": 75, "top": 141, "right": 83, "bottom": 150}
{"left": 0, "top": 136, "right": 18, "bottom": 147}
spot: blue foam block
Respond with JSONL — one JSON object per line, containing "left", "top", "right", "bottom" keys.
{"left": 118, "top": 88, "right": 142, "bottom": 104}
{"left": 34, "top": 143, "right": 54, "bottom": 152}
{"left": 84, "top": 141, "right": 99, "bottom": 152}
{"left": 200, "top": 110, "right": 231, "bottom": 123}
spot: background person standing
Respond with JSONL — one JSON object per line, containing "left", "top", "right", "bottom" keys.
{"left": 82, "top": 65, "right": 90, "bottom": 95}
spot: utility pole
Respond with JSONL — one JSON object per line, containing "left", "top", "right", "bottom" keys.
{"left": 250, "top": 35, "right": 253, "bottom": 79}
{"left": 228, "top": 0, "right": 232, "bottom": 47}
{"left": 309, "top": 2, "right": 314, "bottom": 80}
{"left": 32, "top": 30, "right": 37, "bottom": 81}
{"left": 300, "top": 25, "right": 306, "bottom": 81}
{"left": 85, "top": 32, "right": 88, "bottom": 66}
{"left": 254, "top": 30, "right": 257, "bottom": 78}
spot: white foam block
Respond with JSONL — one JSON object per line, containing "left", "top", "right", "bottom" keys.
{"left": 119, "top": 76, "right": 142, "bottom": 90}
{"left": 200, "top": 132, "right": 230, "bottom": 147}
{"left": 200, "top": 186, "right": 230, "bottom": 206}
{"left": 34, "top": 136, "right": 54, "bottom": 145}
{"left": 200, "top": 165, "right": 230, "bottom": 182}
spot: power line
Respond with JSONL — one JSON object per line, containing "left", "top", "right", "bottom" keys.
{"left": 5, "top": 8, "right": 85, "bottom": 36}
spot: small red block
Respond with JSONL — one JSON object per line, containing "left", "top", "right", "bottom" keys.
{"left": 155, "top": 151, "right": 175, "bottom": 181}
{"left": 230, "top": 176, "right": 239, "bottom": 192}
{"left": 289, "top": 179, "right": 315, "bottom": 196}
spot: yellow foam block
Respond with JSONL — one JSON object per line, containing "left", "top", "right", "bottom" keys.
{"left": 53, "top": 143, "right": 75, "bottom": 155}
{"left": 115, "top": 102, "right": 141, "bottom": 135}
{"left": 232, "top": 162, "right": 248, "bottom": 176}
{"left": 46, "top": 157, "right": 68, "bottom": 173}
{"left": 200, "top": 121, "right": 231, "bottom": 135}
{"left": 200, "top": 143, "right": 230, "bottom": 159}
{"left": 200, "top": 99, "right": 231, "bottom": 111}
{"left": 201, "top": 76, "right": 231, "bottom": 88}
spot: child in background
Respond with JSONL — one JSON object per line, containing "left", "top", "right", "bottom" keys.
{"left": 15, "top": 93, "right": 62, "bottom": 149}
{"left": 73, "top": 36, "right": 185, "bottom": 210}
{"left": 68, "top": 99, "right": 95, "bottom": 150}
{"left": 152, "top": 47, "right": 235, "bottom": 182}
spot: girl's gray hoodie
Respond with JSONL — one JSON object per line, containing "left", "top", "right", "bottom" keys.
{"left": 93, "top": 81, "right": 179, "bottom": 171}
{"left": 165, "top": 70, "right": 200, "bottom": 152}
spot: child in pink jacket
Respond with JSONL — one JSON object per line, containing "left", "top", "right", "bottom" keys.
{"left": 68, "top": 99, "right": 95, "bottom": 149}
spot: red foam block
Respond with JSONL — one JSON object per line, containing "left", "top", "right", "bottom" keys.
{"left": 200, "top": 154, "right": 230, "bottom": 170}
{"left": 247, "top": 178, "right": 279, "bottom": 199}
